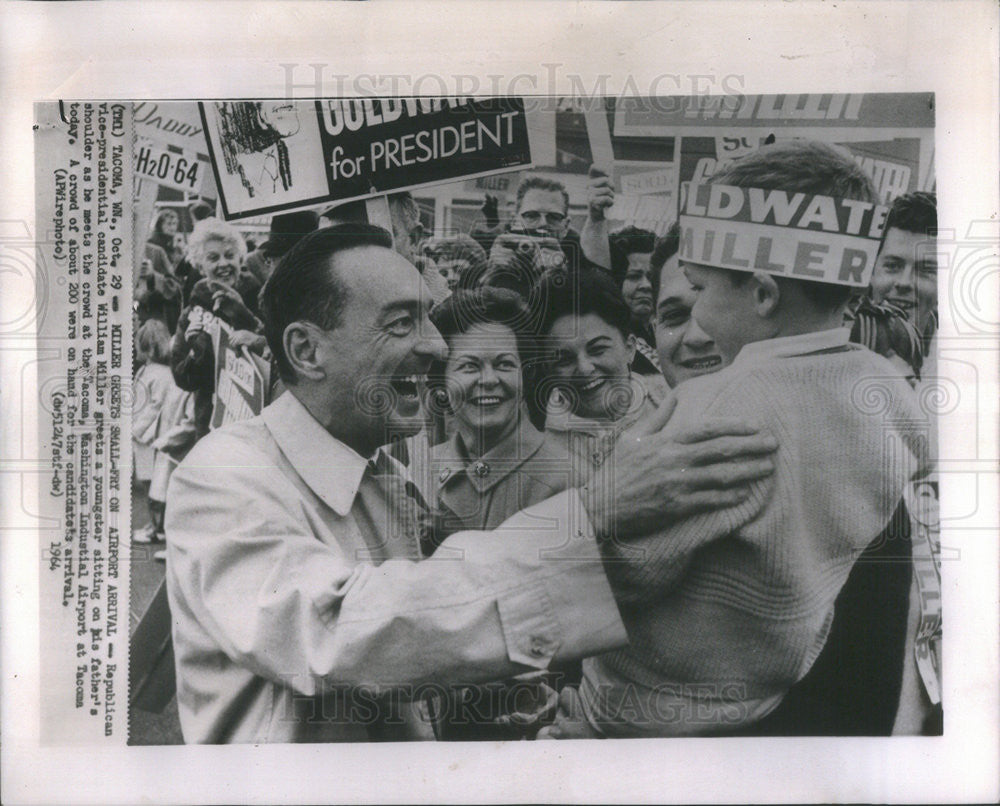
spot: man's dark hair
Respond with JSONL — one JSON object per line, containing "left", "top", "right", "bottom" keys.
{"left": 536, "top": 267, "right": 632, "bottom": 341}
{"left": 321, "top": 199, "right": 368, "bottom": 225}
{"left": 882, "top": 191, "right": 937, "bottom": 241}
{"left": 260, "top": 223, "right": 393, "bottom": 383}
{"left": 609, "top": 225, "right": 657, "bottom": 284}
{"left": 189, "top": 200, "right": 214, "bottom": 222}
{"left": 515, "top": 175, "right": 570, "bottom": 213}
{"left": 706, "top": 140, "right": 880, "bottom": 310}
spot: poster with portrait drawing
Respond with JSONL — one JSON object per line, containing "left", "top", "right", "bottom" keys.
{"left": 201, "top": 100, "right": 330, "bottom": 218}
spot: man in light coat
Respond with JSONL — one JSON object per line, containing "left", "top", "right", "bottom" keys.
{"left": 164, "top": 222, "right": 777, "bottom": 743}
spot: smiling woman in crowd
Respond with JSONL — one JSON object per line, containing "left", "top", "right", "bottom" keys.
{"left": 423, "top": 286, "right": 586, "bottom": 738}
{"left": 170, "top": 217, "right": 265, "bottom": 440}
{"left": 422, "top": 287, "right": 579, "bottom": 544}
{"left": 536, "top": 268, "right": 669, "bottom": 471}
{"left": 148, "top": 208, "right": 181, "bottom": 264}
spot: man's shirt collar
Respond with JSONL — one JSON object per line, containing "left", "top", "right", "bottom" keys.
{"left": 262, "top": 392, "right": 369, "bottom": 517}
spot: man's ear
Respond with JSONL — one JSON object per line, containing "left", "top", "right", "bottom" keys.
{"left": 750, "top": 272, "right": 781, "bottom": 317}
{"left": 283, "top": 321, "right": 327, "bottom": 382}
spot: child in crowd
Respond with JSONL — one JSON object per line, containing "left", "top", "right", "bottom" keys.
{"left": 546, "top": 140, "right": 929, "bottom": 738}
{"left": 132, "top": 319, "right": 196, "bottom": 546}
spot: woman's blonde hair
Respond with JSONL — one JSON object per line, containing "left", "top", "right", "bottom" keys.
{"left": 186, "top": 216, "right": 246, "bottom": 270}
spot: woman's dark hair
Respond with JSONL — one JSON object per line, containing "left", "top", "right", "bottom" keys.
{"left": 648, "top": 222, "right": 681, "bottom": 301}
{"left": 536, "top": 267, "right": 632, "bottom": 341}
{"left": 426, "top": 287, "right": 539, "bottom": 422}
{"left": 609, "top": 225, "right": 657, "bottom": 285}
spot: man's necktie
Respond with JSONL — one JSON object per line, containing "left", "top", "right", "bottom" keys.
{"left": 367, "top": 449, "right": 436, "bottom": 558}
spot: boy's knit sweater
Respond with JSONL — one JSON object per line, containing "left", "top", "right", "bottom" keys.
{"left": 579, "top": 328, "right": 928, "bottom": 737}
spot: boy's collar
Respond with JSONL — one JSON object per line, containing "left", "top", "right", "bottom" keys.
{"left": 732, "top": 327, "right": 850, "bottom": 366}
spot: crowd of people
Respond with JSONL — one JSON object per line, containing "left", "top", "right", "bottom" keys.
{"left": 132, "top": 138, "right": 941, "bottom": 743}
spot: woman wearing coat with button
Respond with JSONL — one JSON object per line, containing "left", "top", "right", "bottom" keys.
{"left": 422, "top": 286, "right": 581, "bottom": 740}
{"left": 423, "top": 286, "right": 582, "bottom": 543}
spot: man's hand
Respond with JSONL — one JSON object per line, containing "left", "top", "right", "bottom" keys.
{"left": 587, "top": 165, "right": 615, "bottom": 223}
{"left": 210, "top": 284, "right": 259, "bottom": 330}
{"left": 229, "top": 330, "right": 267, "bottom": 354}
{"left": 481, "top": 192, "right": 500, "bottom": 227}
{"left": 582, "top": 396, "right": 778, "bottom": 539}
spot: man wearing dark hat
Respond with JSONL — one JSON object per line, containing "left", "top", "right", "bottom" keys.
{"left": 246, "top": 209, "right": 320, "bottom": 285}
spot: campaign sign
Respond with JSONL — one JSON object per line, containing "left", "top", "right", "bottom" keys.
{"left": 316, "top": 97, "right": 531, "bottom": 201}
{"left": 678, "top": 183, "right": 889, "bottom": 287}
{"left": 202, "top": 98, "right": 532, "bottom": 220}
{"left": 133, "top": 141, "right": 205, "bottom": 194}
{"left": 201, "top": 101, "right": 332, "bottom": 221}
{"left": 613, "top": 93, "right": 935, "bottom": 138}
{"left": 210, "top": 326, "right": 269, "bottom": 429}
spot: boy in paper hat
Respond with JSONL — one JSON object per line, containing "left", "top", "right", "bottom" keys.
{"left": 546, "top": 140, "right": 930, "bottom": 738}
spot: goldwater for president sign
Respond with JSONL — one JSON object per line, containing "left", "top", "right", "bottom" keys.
{"left": 200, "top": 98, "right": 532, "bottom": 220}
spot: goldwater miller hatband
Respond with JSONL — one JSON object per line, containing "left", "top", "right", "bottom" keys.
{"left": 678, "top": 182, "right": 889, "bottom": 287}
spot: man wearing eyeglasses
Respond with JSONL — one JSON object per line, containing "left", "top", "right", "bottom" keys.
{"left": 512, "top": 175, "right": 573, "bottom": 238}
{"left": 480, "top": 173, "right": 612, "bottom": 294}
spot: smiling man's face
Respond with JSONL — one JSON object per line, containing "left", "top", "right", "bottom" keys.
{"left": 315, "top": 246, "right": 447, "bottom": 454}
{"left": 871, "top": 226, "right": 938, "bottom": 338}
{"left": 653, "top": 254, "right": 725, "bottom": 387}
